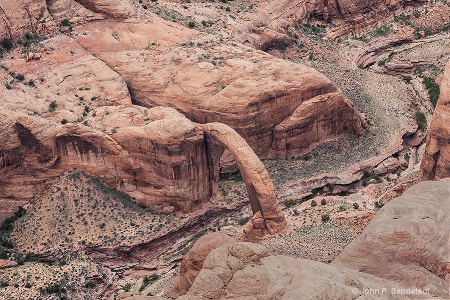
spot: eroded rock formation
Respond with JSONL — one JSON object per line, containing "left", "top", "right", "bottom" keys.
{"left": 333, "top": 180, "right": 450, "bottom": 293}
{"left": 173, "top": 232, "right": 236, "bottom": 296}
{"left": 74, "top": 20, "right": 365, "bottom": 159}
{"left": 254, "top": 0, "right": 426, "bottom": 38}
{"left": 175, "top": 180, "right": 450, "bottom": 299}
{"left": 0, "top": 106, "right": 211, "bottom": 214}
{"left": 420, "top": 61, "right": 450, "bottom": 181}
{"left": 1, "top": 32, "right": 288, "bottom": 239}
{"left": 0, "top": 0, "right": 55, "bottom": 41}
{"left": 201, "top": 123, "right": 288, "bottom": 241}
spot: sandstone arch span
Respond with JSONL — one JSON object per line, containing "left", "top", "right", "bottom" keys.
{"left": 201, "top": 123, "right": 288, "bottom": 241}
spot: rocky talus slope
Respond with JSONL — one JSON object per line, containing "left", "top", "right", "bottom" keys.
{"left": 420, "top": 61, "right": 450, "bottom": 180}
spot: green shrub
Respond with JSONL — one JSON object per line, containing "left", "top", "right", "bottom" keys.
{"left": 188, "top": 21, "right": 195, "bottom": 28}
{"left": 321, "top": 214, "right": 330, "bottom": 223}
{"left": 61, "top": 118, "right": 68, "bottom": 124}
{"left": 49, "top": 101, "right": 57, "bottom": 112}
{"left": 123, "top": 283, "right": 132, "bottom": 292}
{"left": 1, "top": 38, "right": 13, "bottom": 50}
{"left": 84, "top": 281, "right": 95, "bottom": 288}
{"left": 15, "top": 74, "right": 25, "bottom": 81}
{"left": 310, "top": 200, "right": 317, "bottom": 207}
{"left": 139, "top": 274, "right": 160, "bottom": 292}
{"left": 404, "top": 153, "right": 410, "bottom": 161}
{"left": 353, "top": 203, "right": 359, "bottom": 209}
{"left": 415, "top": 111, "right": 426, "bottom": 131}
{"left": 60, "top": 19, "right": 71, "bottom": 27}
{"left": 374, "top": 201, "right": 384, "bottom": 209}
{"left": 423, "top": 76, "right": 440, "bottom": 107}
{"left": 320, "top": 199, "right": 327, "bottom": 205}
{"left": 40, "top": 282, "right": 65, "bottom": 294}
{"left": 238, "top": 216, "right": 250, "bottom": 226}
{"left": 284, "top": 200, "right": 296, "bottom": 208}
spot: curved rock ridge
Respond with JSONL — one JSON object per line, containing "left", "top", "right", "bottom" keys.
{"left": 201, "top": 123, "right": 288, "bottom": 241}
{"left": 0, "top": 34, "right": 288, "bottom": 233}
{"left": 333, "top": 180, "right": 450, "bottom": 293}
{"left": 420, "top": 61, "right": 450, "bottom": 181}
{"left": 74, "top": 19, "right": 366, "bottom": 159}
{"left": 0, "top": 106, "right": 288, "bottom": 238}
{"left": 72, "top": 0, "right": 135, "bottom": 19}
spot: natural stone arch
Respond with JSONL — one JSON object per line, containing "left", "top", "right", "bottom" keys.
{"left": 201, "top": 123, "right": 288, "bottom": 241}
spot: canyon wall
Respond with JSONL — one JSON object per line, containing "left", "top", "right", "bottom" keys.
{"left": 420, "top": 61, "right": 450, "bottom": 181}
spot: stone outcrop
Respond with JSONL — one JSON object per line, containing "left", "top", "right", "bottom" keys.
{"left": 173, "top": 232, "right": 236, "bottom": 297}
{"left": 178, "top": 241, "right": 440, "bottom": 299}
{"left": 0, "top": 106, "right": 211, "bottom": 213}
{"left": 201, "top": 123, "right": 288, "bottom": 241}
{"left": 420, "top": 61, "right": 450, "bottom": 181}
{"left": 333, "top": 180, "right": 450, "bottom": 291}
{"left": 71, "top": 0, "right": 135, "bottom": 19}
{"left": 0, "top": 0, "right": 54, "bottom": 41}
{"left": 176, "top": 180, "right": 450, "bottom": 299}
{"left": 74, "top": 19, "right": 365, "bottom": 159}
{"left": 0, "top": 0, "right": 135, "bottom": 42}
{"left": 255, "top": 0, "right": 426, "bottom": 38}
{"left": 1, "top": 34, "right": 288, "bottom": 235}
{"left": 355, "top": 30, "right": 415, "bottom": 69}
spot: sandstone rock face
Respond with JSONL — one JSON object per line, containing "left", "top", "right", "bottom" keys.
{"left": 373, "top": 156, "right": 407, "bottom": 175}
{"left": 420, "top": 61, "right": 450, "bottom": 181}
{"left": 0, "top": 0, "right": 134, "bottom": 42}
{"left": 74, "top": 20, "right": 365, "bottom": 159}
{"left": 201, "top": 123, "right": 288, "bottom": 240}
{"left": 333, "top": 180, "right": 450, "bottom": 294}
{"left": 0, "top": 35, "right": 288, "bottom": 225}
{"left": 0, "top": 260, "right": 18, "bottom": 269}
{"left": 178, "top": 181, "right": 450, "bottom": 299}
{"left": 46, "top": 0, "right": 105, "bottom": 24}
{"left": 173, "top": 232, "right": 236, "bottom": 296}
{"left": 256, "top": 0, "right": 426, "bottom": 38}
{"left": 0, "top": 106, "right": 211, "bottom": 213}
{"left": 73, "top": 0, "right": 135, "bottom": 19}
{"left": 179, "top": 242, "right": 436, "bottom": 299}
{"left": 0, "top": 0, "right": 55, "bottom": 41}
